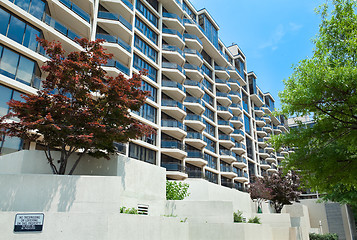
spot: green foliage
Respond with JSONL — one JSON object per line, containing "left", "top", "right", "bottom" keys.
{"left": 233, "top": 210, "right": 245, "bottom": 223}
{"left": 272, "top": 0, "right": 357, "bottom": 206}
{"left": 120, "top": 207, "right": 138, "bottom": 214}
{"left": 309, "top": 233, "right": 339, "bottom": 240}
{"left": 166, "top": 181, "right": 190, "bottom": 200}
{"left": 247, "top": 216, "right": 261, "bottom": 224}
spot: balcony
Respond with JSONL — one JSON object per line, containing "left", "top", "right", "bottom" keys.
{"left": 187, "top": 169, "right": 204, "bottom": 179}
{"left": 260, "top": 160, "right": 270, "bottom": 169}
{"left": 257, "top": 138, "right": 267, "bottom": 147}
{"left": 160, "top": 0, "right": 183, "bottom": 18}
{"left": 232, "top": 156, "right": 247, "bottom": 168}
{"left": 162, "top": 44, "right": 185, "bottom": 66}
{"left": 97, "top": 11, "right": 132, "bottom": 43}
{"left": 226, "top": 66, "right": 241, "bottom": 80}
{"left": 185, "top": 132, "right": 206, "bottom": 149}
{"left": 184, "top": 79, "right": 204, "bottom": 98}
{"left": 183, "top": 33, "right": 203, "bottom": 51}
{"left": 235, "top": 171, "right": 249, "bottom": 183}
{"left": 232, "top": 142, "right": 246, "bottom": 155}
{"left": 255, "top": 117, "right": 266, "bottom": 127}
{"left": 220, "top": 164, "right": 237, "bottom": 178}
{"left": 217, "top": 120, "right": 234, "bottom": 134}
{"left": 161, "top": 140, "right": 187, "bottom": 159}
{"left": 254, "top": 106, "right": 264, "bottom": 117}
{"left": 264, "top": 133, "right": 272, "bottom": 141}
{"left": 161, "top": 162, "right": 188, "bottom": 180}
{"left": 261, "top": 104, "right": 272, "bottom": 114}
{"left": 162, "top": 28, "right": 185, "bottom": 49}
{"left": 265, "top": 145, "right": 275, "bottom": 153}
{"left": 184, "top": 114, "right": 205, "bottom": 132}
{"left": 230, "top": 116, "right": 244, "bottom": 128}
{"left": 184, "top": 96, "right": 205, "bottom": 115}
{"left": 161, "top": 119, "right": 186, "bottom": 140}
{"left": 230, "top": 103, "right": 242, "bottom": 116}
{"left": 162, "top": 62, "right": 185, "bottom": 83}
{"left": 161, "top": 79, "right": 186, "bottom": 102}
{"left": 250, "top": 93, "right": 264, "bottom": 107}
{"left": 266, "top": 154, "right": 276, "bottom": 163}
{"left": 259, "top": 149, "right": 269, "bottom": 158}
{"left": 228, "top": 79, "right": 240, "bottom": 91}
{"left": 184, "top": 48, "right": 203, "bottom": 67}
{"left": 231, "top": 129, "right": 245, "bottom": 142}
{"left": 216, "top": 91, "right": 232, "bottom": 106}
{"left": 103, "top": 59, "right": 130, "bottom": 76}
{"left": 219, "top": 149, "right": 236, "bottom": 163}
{"left": 217, "top": 105, "right": 233, "bottom": 119}
{"left": 256, "top": 127, "right": 267, "bottom": 137}
{"left": 184, "top": 64, "right": 204, "bottom": 81}
{"left": 276, "top": 152, "right": 285, "bottom": 160}
{"left": 273, "top": 125, "right": 282, "bottom": 135}
{"left": 263, "top": 124, "right": 273, "bottom": 133}
{"left": 100, "top": 0, "right": 133, "bottom": 22}
{"left": 185, "top": 151, "right": 207, "bottom": 167}
{"left": 162, "top": 12, "right": 184, "bottom": 33}
{"left": 218, "top": 134, "right": 235, "bottom": 149}
{"left": 161, "top": 99, "right": 186, "bottom": 121}
{"left": 278, "top": 125, "right": 288, "bottom": 133}
{"left": 229, "top": 90, "right": 242, "bottom": 101}
{"left": 183, "top": 18, "right": 205, "bottom": 41}
{"left": 262, "top": 115, "right": 271, "bottom": 123}
{"left": 215, "top": 65, "right": 230, "bottom": 80}
{"left": 215, "top": 79, "right": 231, "bottom": 93}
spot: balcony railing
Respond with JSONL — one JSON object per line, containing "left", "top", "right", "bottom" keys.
{"left": 184, "top": 64, "right": 203, "bottom": 73}
{"left": 161, "top": 99, "right": 184, "bottom": 109}
{"left": 184, "top": 79, "right": 203, "bottom": 89}
{"left": 121, "top": 0, "right": 133, "bottom": 10}
{"left": 187, "top": 150, "right": 204, "bottom": 159}
{"left": 218, "top": 134, "right": 234, "bottom": 142}
{"left": 59, "top": 0, "right": 90, "bottom": 22}
{"left": 105, "top": 59, "right": 130, "bottom": 76}
{"left": 161, "top": 119, "right": 184, "bottom": 129}
{"left": 216, "top": 92, "right": 230, "bottom": 98}
{"left": 44, "top": 14, "right": 81, "bottom": 41}
{"left": 217, "top": 105, "right": 233, "bottom": 113}
{"left": 162, "top": 44, "right": 184, "bottom": 56}
{"left": 234, "top": 142, "right": 246, "bottom": 149}
{"left": 219, "top": 149, "right": 232, "bottom": 156}
{"left": 161, "top": 162, "right": 185, "bottom": 172}
{"left": 221, "top": 181, "right": 233, "bottom": 188}
{"left": 215, "top": 78, "right": 228, "bottom": 84}
{"left": 162, "top": 62, "right": 184, "bottom": 73}
{"left": 231, "top": 116, "right": 244, "bottom": 123}
{"left": 161, "top": 140, "right": 184, "bottom": 150}
{"left": 187, "top": 170, "right": 204, "bottom": 178}
{"left": 215, "top": 65, "right": 229, "bottom": 74}
{"left": 232, "top": 129, "right": 245, "bottom": 136}
{"left": 184, "top": 96, "right": 202, "bottom": 104}
{"left": 162, "top": 28, "right": 183, "bottom": 39}
{"left": 185, "top": 114, "right": 202, "bottom": 121}
{"left": 229, "top": 90, "right": 242, "bottom": 98}
{"left": 186, "top": 132, "right": 203, "bottom": 140}
{"left": 183, "top": 33, "right": 203, "bottom": 45}
{"left": 162, "top": 79, "right": 184, "bottom": 91}
{"left": 236, "top": 156, "right": 247, "bottom": 164}
{"left": 184, "top": 48, "right": 203, "bottom": 59}
{"left": 230, "top": 103, "right": 242, "bottom": 109}
{"left": 228, "top": 78, "right": 241, "bottom": 86}
{"left": 96, "top": 33, "right": 131, "bottom": 52}
{"left": 220, "top": 164, "right": 233, "bottom": 172}
{"left": 162, "top": 12, "right": 183, "bottom": 24}
{"left": 97, "top": 11, "right": 132, "bottom": 31}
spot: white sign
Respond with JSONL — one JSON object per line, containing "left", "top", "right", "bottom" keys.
{"left": 14, "top": 213, "right": 44, "bottom": 232}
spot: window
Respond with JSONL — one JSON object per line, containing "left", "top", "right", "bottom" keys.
{"left": 202, "top": 78, "right": 213, "bottom": 92}
{"left": 129, "top": 143, "right": 156, "bottom": 164}
{"left": 199, "top": 14, "right": 219, "bottom": 49}
{"left": 201, "top": 64, "right": 212, "bottom": 78}
{"left": 205, "top": 170, "right": 218, "bottom": 184}
{"left": 136, "top": 0, "right": 158, "bottom": 27}
{"left": 204, "top": 136, "right": 216, "bottom": 153}
{"left": 244, "top": 114, "right": 250, "bottom": 135}
{"left": 242, "top": 92, "right": 249, "bottom": 112}
{"left": 246, "top": 137, "right": 253, "bottom": 159}
{"left": 141, "top": 81, "right": 157, "bottom": 102}
{"left": 205, "top": 153, "right": 217, "bottom": 169}
{"left": 0, "top": 44, "right": 41, "bottom": 88}
{"left": 135, "top": 17, "right": 158, "bottom": 45}
{"left": 203, "top": 120, "right": 215, "bottom": 137}
{"left": 0, "top": 135, "right": 23, "bottom": 155}
{"left": 132, "top": 103, "right": 157, "bottom": 123}
{"left": 202, "top": 92, "right": 213, "bottom": 106}
{"left": 10, "top": 0, "right": 46, "bottom": 20}
{"left": 0, "top": 84, "right": 23, "bottom": 116}
{"left": 203, "top": 107, "right": 214, "bottom": 122}
{"left": 133, "top": 54, "right": 157, "bottom": 82}
{"left": 134, "top": 35, "right": 158, "bottom": 63}
{"left": 183, "top": 1, "right": 196, "bottom": 20}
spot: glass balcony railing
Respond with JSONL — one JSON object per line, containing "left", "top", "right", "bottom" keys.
{"left": 161, "top": 140, "right": 184, "bottom": 150}
{"left": 255, "top": 117, "right": 266, "bottom": 122}
{"left": 161, "top": 99, "right": 184, "bottom": 109}
{"left": 231, "top": 116, "right": 244, "bottom": 123}
{"left": 104, "top": 59, "right": 130, "bottom": 76}
{"left": 184, "top": 48, "right": 203, "bottom": 59}
{"left": 161, "top": 162, "right": 185, "bottom": 172}
{"left": 215, "top": 79, "right": 228, "bottom": 84}
{"left": 186, "top": 132, "right": 203, "bottom": 140}
{"left": 256, "top": 127, "right": 264, "bottom": 131}
{"left": 230, "top": 91, "right": 242, "bottom": 98}
{"left": 97, "top": 11, "right": 132, "bottom": 31}
{"left": 184, "top": 79, "right": 203, "bottom": 89}
{"left": 59, "top": 0, "right": 90, "bottom": 22}
{"left": 258, "top": 138, "right": 265, "bottom": 143}
{"left": 220, "top": 164, "right": 233, "bottom": 173}
{"left": 187, "top": 150, "right": 204, "bottom": 159}
{"left": 244, "top": 172, "right": 249, "bottom": 178}
{"left": 236, "top": 156, "right": 247, "bottom": 164}
{"left": 216, "top": 92, "right": 231, "bottom": 99}
{"left": 234, "top": 142, "right": 246, "bottom": 149}
{"left": 184, "top": 64, "right": 202, "bottom": 73}
{"left": 44, "top": 14, "right": 81, "bottom": 41}
{"left": 218, "top": 135, "right": 234, "bottom": 142}
{"left": 228, "top": 79, "right": 241, "bottom": 86}
{"left": 187, "top": 170, "right": 204, "bottom": 178}
{"left": 230, "top": 103, "right": 242, "bottom": 109}
{"left": 96, "top": 33, "right": 131, "bottom": 52}
{"left": 162, "top": 44, "right": 184, "bottom": 56}
{"left": 264, "top": 124, "right": 272, "bottom": 128}
{"left": 184, "top": 96, "right": 202, "bottom": 104}
{"left": 162, "top": 62, "right": 184, "bottom": 73}
{"left": 162, "top": 12, "right": 183, "bottom": 24}
{"left": 215, "top": 65, "right": 229, "bottom": 74}
{"left": 183, "top": 33, "right": 203, "bottom": 45}
{"left": 259, "top": 148, "right": 269, "bottom": 154}
{"left": 161, "top": 79, "right": 184, "bottom": 92}
{"left": 219, "top": 149, "right": 232, "bottom": 156}
{"left": 162, "top": 28, "right": 183, "bottom": 39}
{"left": 217, "top": 105, "right": 232, "bottom": 113}
{"left": 185, "top": 114, "right": 202, "bottom": 121}
{"left": 217, "top": 119, "right": 229, "bottom": 126}
{"left": 232, "top": 129, "right": 245, "bottom": 136}
{"left": 161, "top": 119, "right": 184, "bottom": 129}
{"left": 121, "top": 0, "right": 133, "bottom": 10}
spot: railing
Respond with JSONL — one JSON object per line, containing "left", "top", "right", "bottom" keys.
{"left": 217, "top": 105, "right": 232, "bottom": 113}
{"left": 59, "top": 0, "right": 90, "bottom": 22}
{"left": 184, "top": 96, "right": 202, "bottom": 104}
{"left": 162, "top": 12, "right": 183, "bottom": 24}
{"left": 232, "top": 129, "right": 245, "bottom": 136}
{"left": 258, "top": 138, "right": 265, "bottom": 143}
{"left": 219, "top": 149, "right": 232, "bottom": 156}
{"left": 183, "top": 33, "right": 203, "bottom": 45}
{"left": 256, "top": 127, "right": 264, "bottom": 131}
{"left": 186, "top": 150, "right": 204, "bottom": 159}
{"left": 231, "top": 116, "right": 244, "bottom": 123}
{"left": 215, "top": 65, "right": 229, "bottom": 74}
{"left": 184, "top": 48, "right": 203, "bottom": 59}
{"left": 162, "top": 62, "right": 183, "bottom": 73}
{"left": 105, "top": 59, "right": 130, "bottom": 76}
{"left": 259, "top": 149, "right": 269, "bottom": 154}
{"left": 185, "top": 114, "right": 202, "bottom": 121}
{"left": 228, "top": 78, "right": 241, "bottom": 86}
{"left": 121, "top": 0, "right": 133, "bottom": 10}
{"left": 44, "top": 14, "right": 81, "bottom": 41}
{"left": 230, "top": 103, "right": 242, "bottom": 109}
{"left": 234, "top": 142, "right": 246, "bottom": 149}
{"left": 161, "top": 162, "right": 185, "bottom": 172}
{"left": 244, "top": 172, "right": 249, "bottom": 178}
{"left": 97, "top": 11, "right": 132, "bottom": 31}
{"left": 161, "top": 99, "right": 184, "bottom": 109}
{"left": 184, "top": 79, "right": 203, "bottom": 88}
{"left": 217, "top": 119, "right": 229, "bottom": 126}
{"left": 186, "top": 132, "right": 203, "bottom": 140}
{"left": 236, "top": 156, "right": 247, "bottom": 164}
{"left": 161, "top": 119, "right": 184, "bottom": 129}
{"left": 184, "top": 64, "right": 203, "bottom": 73}
{"left": 220, "top": 164, "right": 233, "bottom": 172}
{"left": 218, "top": 134, "right": 234, "bottom": 141}
{"left": 162, "top": 79, "right": 184, "bottom": 91}
{"left": 264, "top": 124, "right": 272, "bottom": 128}
{"left": 162, "top": 28, "right": 183, "bottom": 39}
{"left": 162, "top": 44, "right": 184, "bottom": 56}
{"left": 187, "top": 170, "right": 204, "bottom": 178}
{"left": 255, "top": 117, "right": 266, "bottom": 122}
{"left": 96, "top": 33, "right": 131, "bottom": 52}
{"left": 260, "top": 160, "right": 268, "bottom": 165}
{"left": 216, "top": 92, "right": 229, "bottom": 98}
{"left": 161, "top": 140, "right": 184, "bottom": 150}
{"left": 221, "top": 181, "right": 233, "bottom": 188}
{"left": 229, "top": 90, "right": 242, "bottom": 98}
{"left": 215, "top": 78, "right": 228, "bottom": 84}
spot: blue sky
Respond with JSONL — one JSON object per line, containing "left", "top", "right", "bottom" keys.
{"left": 189, "top": 0, "right": 324, "bottom": 109}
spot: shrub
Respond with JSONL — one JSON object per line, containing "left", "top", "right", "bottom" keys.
{"left": 309, "top": 233, "right": 339, "bottom": 240}
{"left": 120, "top": 207, "right": 138, "bottom": 214}
{"left": 166, "top": 181, "right": 190, "bottom": 200}
{"left": 233, "top": 210, "right": 244, "bottom": 223}
{"left": 247, "top": 216, "right": 261, "bottom": 224}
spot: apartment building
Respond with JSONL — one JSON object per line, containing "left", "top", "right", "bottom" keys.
{"left": 0, "top": 0, "right": 288, "bottom": 191}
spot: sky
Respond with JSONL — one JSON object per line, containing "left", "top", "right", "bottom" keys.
{"left": 189, "top": 0, "right": 325, "bottom": 109}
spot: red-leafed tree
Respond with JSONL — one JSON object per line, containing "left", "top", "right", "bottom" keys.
{"left": 0, "top": 38, "right": 153, "bottom": 175}
{"left": 248, "top": 170, "right": 301, "bottom": 213}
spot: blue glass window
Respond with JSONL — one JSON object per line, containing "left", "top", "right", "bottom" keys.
{"left": 204, "top": 120, "right": 215, "bottom": 137}
{"left": 0, "top": 84, "right": 14, "bottom": 116}
{"left": 183, "top": 1, "right": 196, "bottom": 20}
{"left": 136, "top": 0, "right": 158, "bottom": 27}
{"left": 132, "top": 103, "right": 157, "bottom": 123}
{"left": 202, "top": 92, "right": 213, "bottom": 106}
{"left": 205, "top": 153, "right": 217, "bottom": 169}
{"left": 201, "top": 64, "right": 212, "bottom": 79}
{"left": 134, "top": 35, "right": 157, "bottom": 63}
{"left": 203, "top": 107, "right": 214, "bottom": 122}
{"left": 141, "top": 80, "right": 157, "bottom": 102}
{"left": 11, "top": 0, "right": 46, "bottom": 20}
{"left": 133, "top": 54, "right": 157, "bottom": 82}
{"left": 202, "top": 78, "right": 213, "bottom": 92}
{"left": 0, "top": 8, "right": 10, "bottom": 35}
{"left": 129, "top": 143, "right": 156, "bottom": 164}
{"left": 199, "top": 14, "right": 219, "bottom": 49}
{"left": 244, "top": 114, "right": 250, "bottom": 135}
{"left": 135, "top": 17, "right": 158, "bottom": 45}
{"left": 7, "top": 16, "right": 26, "bottom": 44}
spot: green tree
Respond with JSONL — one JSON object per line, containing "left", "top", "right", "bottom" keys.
{"left": 273, "top": 0, "right": 357, "bottom": 206}
{"left": 166, "top": 181, "right": 190, "bottom": 200}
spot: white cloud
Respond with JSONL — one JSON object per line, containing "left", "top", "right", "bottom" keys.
{"left": 289, "top": 22, "right": 303, "bottom": 32}
{"left": 259, "top": 24, "right": 285, "bottom": 51}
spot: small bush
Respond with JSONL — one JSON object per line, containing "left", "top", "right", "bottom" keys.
{"left": 233, "top": 210, "right": 244, "bottom": 223}
{"left": 248, "top": 216, "right": 261, "bottom": 224}
{"left": 166, "top": 181, "right": 190, "bottom": 200}
{"left": 309, "top": 233, "right": 339, "bottom": 240}
{"left": 120, "top": 207, "right": 138, "bottom": 214}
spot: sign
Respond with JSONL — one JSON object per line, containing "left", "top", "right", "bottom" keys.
{"left": 14, "top": 213, "right": 44, "bottom": 232}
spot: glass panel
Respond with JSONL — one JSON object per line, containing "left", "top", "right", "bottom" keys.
{"left": 7, "top": 15, "right": 26, "bottom": 44}
{"left": 1, "top": 135, "right": 23, "bottom": 154}
{"left": 23, "top": 25, "right": 41, "bottom": 51}
{"left": 29, "top": 0, "right": 46, "bottom": 19}
{"left": 0, "top": 48, "right": 19, "bottom": 79}
{"left": 0, "top": 85, "right": 12, "bottom": 116}
{"left": 16, "top": 56, "right": 35, "bottom": 85}
{"left": 14, "top": 0, "right": 31, "bottom": 12}
{"left": 0, "top": 8, "right": 10, "bottom": 36}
